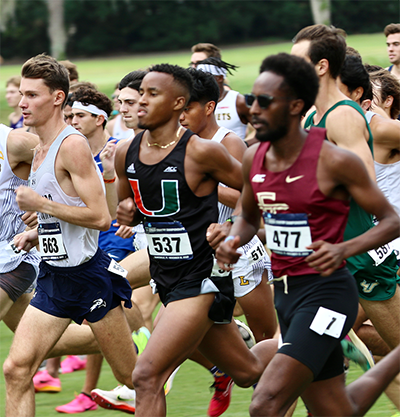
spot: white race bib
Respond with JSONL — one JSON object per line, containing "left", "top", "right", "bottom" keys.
{"left": 38, "top": 222, "right": 68, "bottom": 260}
{"left": 367, "top": 243, "right": 392, "bottom": 266}
{"left": 263, "top": 213, "right": 312, "bottom": 257}
{"left": 245, "top": 238, "right": 268, "bottom": 266}
{"left": 145, "top": 221, "right": 193, "bottom": 260}
{"left": 107, "top": 258, "right": 128, "bottom": 278}
{"left": 5, "top": 241, "right": 27, "bottom": 256}
{"left": 309, "top": 306, "right": 346, "bottom": 339}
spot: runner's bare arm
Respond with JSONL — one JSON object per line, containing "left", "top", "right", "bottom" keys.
{"left": 306, "top": 146, "right": 399, "bottom": 275}
{"left": 8, "top": 129, "right": 38, "bottom": 168}
{"left": 325, "top": 106, "right": 376, "bottom": 180}
{"left": 115, "top": 140, "right": 143, "bottom": 226}
{"left": 216, "top": 145, "right": 262, "bottom": 269}
{"left": 16, "top": 135, "right": 111, "bottom": 231}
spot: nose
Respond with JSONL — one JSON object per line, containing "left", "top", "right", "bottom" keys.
{"left": 179, "top": 112, "right": 185, "bottom": 123}
{"left": 19, "top": 95, "right": 27, "bottom": 109}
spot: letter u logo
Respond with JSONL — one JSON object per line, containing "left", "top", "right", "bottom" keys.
{"left": 129, "top": 179, "right": 180, "bottom": 216}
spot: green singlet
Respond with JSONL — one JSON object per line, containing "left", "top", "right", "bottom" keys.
{"left": 304, "top": 100, "right": 399, "bottom": 301}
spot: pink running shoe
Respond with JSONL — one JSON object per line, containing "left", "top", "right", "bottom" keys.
{"left": 207, "top": 374, "right": 234, "bottom": 417}
{"left": 56, "top": 393, "right": 98, "bottom": 414}
{"left": 33, "top": 369, "right": 61, "bottom": 393}
{"left": 60, "top": 356, "right": 87, "bottom": 374}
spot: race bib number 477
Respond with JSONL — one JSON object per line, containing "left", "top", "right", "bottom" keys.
{"left": 263, "top": 212, "right": 312, "bottom": 257}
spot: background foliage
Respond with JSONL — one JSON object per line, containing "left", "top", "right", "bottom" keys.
{"left": 1, "top": 0, "right": 399, "bottom": 60}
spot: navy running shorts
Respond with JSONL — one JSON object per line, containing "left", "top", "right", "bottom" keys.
{"left": 30, "top": 248, "right": 132, "bottom": 324}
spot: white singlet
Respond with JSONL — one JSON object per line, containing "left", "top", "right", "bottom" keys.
{"left": 112, "top": 114, "right": 134, "bottom": 140}
{"left": 215, "top": 90, "right": 247, "bottom": 140}
{"left": 0, "top": 124, "right": 40, "bottom": 273}
{"left": 29, "top": 125, "right": 101, "bottom": 267}
{"left": 366, "top": 111, "right": 400, "bottom": 260}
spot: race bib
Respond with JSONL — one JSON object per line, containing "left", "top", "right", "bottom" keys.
{"left": 5, "top": 241, "right": 27, "bottom": 256}
{"left": 144, "top": 221, "right": 193, "bottom": 260}
{"left": 38, "top": 222, "right": 68, "bottom": 260}
{"left": 309, "top": 306, "right": 346, "bottom": 338}
{"left": 367, "top": 243, "right": 392, "bottom": 266}
{"left": 211, "top": 256, "right": 231, "bottom": 277}
{"left": 245, "top": 238, "right": 268, "bottom": 266}
{"left": 107, "top": 258, "right": 128, "bottom": 278}
{"left": 263, "top": 213, "right": 312, "bottom": 257}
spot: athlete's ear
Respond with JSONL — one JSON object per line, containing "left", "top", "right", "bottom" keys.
{"left": 289, "top": 98, "right": 305, "bottom": 116}
{"left": 351, "top": 86, "right": 364, "bottom": 103}
{"left": 95, "top": 114, "right": 105, "bottom": 127}
{"left": 54, "top": 90, "right": 65, "bottom": 107}
{"left": 205, "top": 100, "right": 215, "bottom": 116}
{"left": 361, "top": 99, "right": 372, "bottom": 112}
{"left": 383, "top": 95, "right": 394, "bottom": 111}
{"left": 315, "top": 58, "right": 329, "bottom": 77}
{"left": 174, "top": 96, "right": 186, "bottom": 111}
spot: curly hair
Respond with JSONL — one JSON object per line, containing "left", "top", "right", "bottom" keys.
{"left": 71, "top": 86, "right": 113, "bottom": 128}
{"left": 259, "top": 53, "right": 319, "bottom": 115}
{"left": 186, "top": 67, "right": 219, "bottom": 108}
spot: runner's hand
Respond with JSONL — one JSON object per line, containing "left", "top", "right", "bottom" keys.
{"left": 215, "top": 235, "right": 241, "bottom": 271}
{"left": 21, "top": 211, "right": 38, "bottom": 229}
{"left": 206, "top": 222, "right": 232, "bottom": 250}
{"left": 117, "top": 197, "right": 138, "bottom": 226}
{"left": 305, "top": 241, "right": 345, "bottom": 277}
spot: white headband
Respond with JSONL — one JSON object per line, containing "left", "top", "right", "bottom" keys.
{"left": 72, "top": 101, "right": 109, "bottom": 121}
{"left": 196, "top": 64, "right": 227, "bottom": 78}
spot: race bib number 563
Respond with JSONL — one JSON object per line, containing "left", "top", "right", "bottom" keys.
{"left": 38, "top": 222, "right": 68, "bottom": 260}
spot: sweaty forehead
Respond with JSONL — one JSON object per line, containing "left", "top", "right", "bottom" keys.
{"left": 119, "top": 87, "right": 140, "bottom": 101}
{"left": 141, "top": 72, "right": 174, "bottom": 90}
{"left": 253, "top": 72, "right": 284, "bottom": 95}
{"left": 20, "top": 77, "right": 48, "bottom": 92}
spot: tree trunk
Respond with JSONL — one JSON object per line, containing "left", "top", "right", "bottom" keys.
{"left": 46, "top": 0, "right": 67, "bottom": 60}
{"left": 310, "top": 0, "right": 331, "bottom": 26}
{"left": 0, "top": 0, "right": 16, "bottom": 32}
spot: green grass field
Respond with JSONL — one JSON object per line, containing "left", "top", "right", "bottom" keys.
{"left": 0, "top": 32, "right": 391, "bottom": 126}
{"left": 0, "top": 320, "right": 397, "bottom": 417}
{"left": 0, "top": 33, "right": 397, "bottom": 416}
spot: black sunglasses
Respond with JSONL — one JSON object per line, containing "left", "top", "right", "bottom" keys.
{"left": 244, "top": 93, "right": 292, "bottom": 109}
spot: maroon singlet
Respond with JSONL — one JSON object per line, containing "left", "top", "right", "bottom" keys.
{"left": 250, "top": 127, "right": 349, "bottom": 277}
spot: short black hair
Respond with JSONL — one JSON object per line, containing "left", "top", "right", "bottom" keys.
{"left": 186, "top": 67, "right": 219, "bottom": 108}
{"left": 148, "top": 63, "right": 193, "bottom": 100}
{"left": 259, "top": 53, "right": 319, "bottom": 114}
{"left": 195, "top": 57, "right": 238, "bottom": 76}
{"left": 340, "top": 55, "right": 372, "bottom": 102}
{"left": 119, "top": 70, "right": 147, "bottom": 92}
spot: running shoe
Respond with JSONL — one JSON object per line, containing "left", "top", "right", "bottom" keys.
{"left": 91, "top": 385, "right": 136, "bottom": 414}
{"left": 341, "top": 329, "right": 375, "bottom": 372}
{"left": 55, "top": 393, "right": 98, "bottom": 413}
{"left": 33, "top": 369, "right": 62, "bottom": 393}
{"left": 132, "top": 326, "right": 151, "bottom": 356}
{"left": 164, "top": 366, "right": 180, "bottom": 396}
{"left": 60, "top": 355, "right": 87, "bottom": 374}
{"left": 234, "top": 319, "right": 256, "bottom": 348}
{"left": 207, "top": 374, "right": 234, "bottom": 417}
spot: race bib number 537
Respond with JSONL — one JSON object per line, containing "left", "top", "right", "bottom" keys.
{"left": 144, "top": 221, "right": 193, "bottom": 260}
